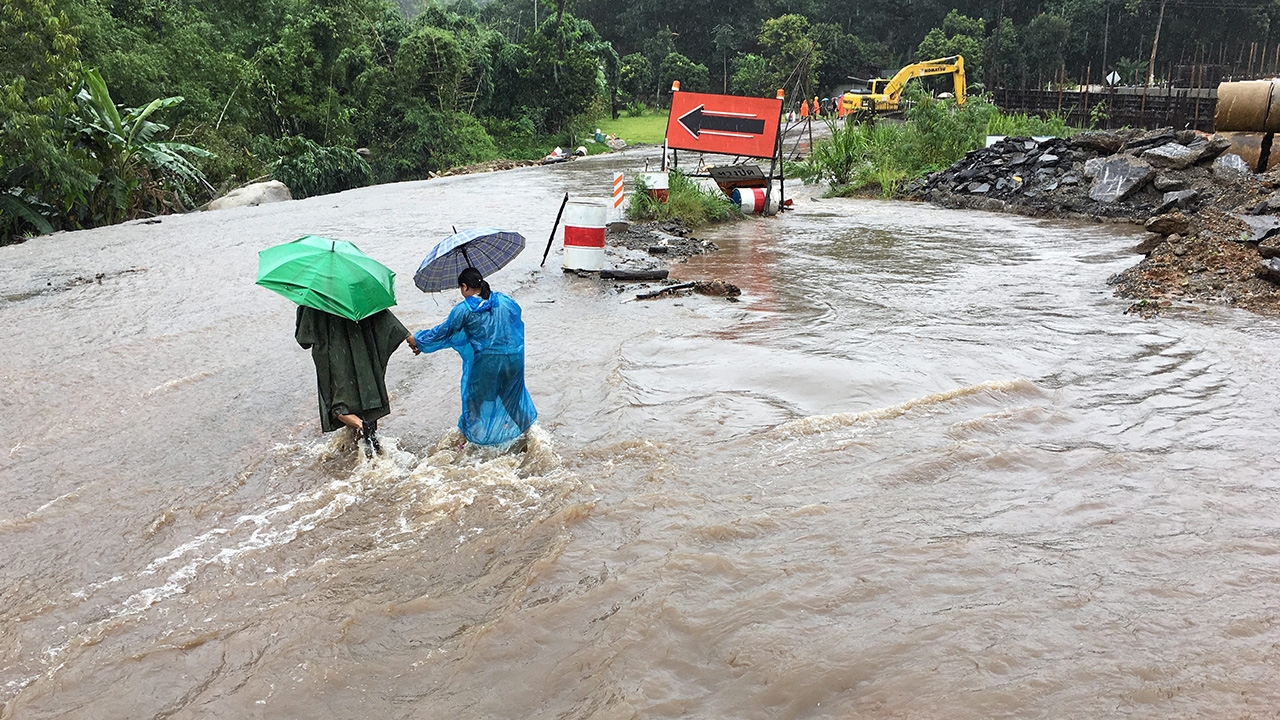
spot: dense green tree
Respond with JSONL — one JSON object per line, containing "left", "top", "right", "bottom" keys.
{"left": 917, "top": 10, "right": 985, "bottom": 81}
{"left": 516, "top": 15, "right": 609, "bottom": 133}
{"left": 760, "top": 14, "right": 821, "bottom": 96}
{"left": 619, "top": 52, "right": 653, "bottom": 99}
{"left": 659, "top": 52, "right": 709, "bottom": 94}
{"left": 810, "top": 22, "right": 889, "bottom": 92}
{"left": 984, "top": 17, "right": 1021, "bottom": 89}
{"left": 394, "top": 25, "right": 468, "bottom": 108}
{"left": 1023, "top": 13, "right": 1071, "bottom": 85}
{"left": 1, "top": 0, "right": 92, "bottom": 240}
{"left": 731, "top": 53, "right": 772, "bottom": 97}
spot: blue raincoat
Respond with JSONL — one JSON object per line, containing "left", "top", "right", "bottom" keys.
{"left": 415, "top": 292, "right": 537, "bottom": 445}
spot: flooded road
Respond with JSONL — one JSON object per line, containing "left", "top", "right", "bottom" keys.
{"left": 2, "top": 150, "right": 1279, "bottom": 719}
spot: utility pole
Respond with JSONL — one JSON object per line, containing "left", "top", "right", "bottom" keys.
{"left": 1102, "top": 0, "right": 1110, "bottom": 77}
{"left": 1147, "top": 0, "right": 1167, "bottom": 86}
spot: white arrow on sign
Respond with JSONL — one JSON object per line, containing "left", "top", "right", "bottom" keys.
{"left": 677, "top": 105, "right": 767, "bottom": 139}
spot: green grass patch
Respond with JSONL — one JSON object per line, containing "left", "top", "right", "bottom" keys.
{"left": 628, "top": 170, "right": 741, "bottom": 227}
{"left": 594, "top": 110, "right": 669, "bottom": 146}
{"left": 986, "top": 110, "right": 1077, "bottom": 138}
{"left": 794, "top": 90, "right": 1084, "bottom": 198}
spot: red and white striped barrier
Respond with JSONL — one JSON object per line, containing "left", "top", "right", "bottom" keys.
{"left": 562, "top": 199, "right": 608, "bottom": 271}
{"left": 612, "top": 172, "right": 625, "bottom": 210}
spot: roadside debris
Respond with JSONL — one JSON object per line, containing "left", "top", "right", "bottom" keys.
{"left": 634, "top": 280, "right": 741, "bottom": 301}
{"left": 559, "top": 218, "right": 739, "bottom": 302}
{"left": 435, "top": 159, "right": 538, "bottom": 177}
{"left": 607, "top": 219, "right": 719, "bottom": 260}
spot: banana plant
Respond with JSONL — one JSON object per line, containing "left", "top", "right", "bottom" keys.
{"left": 70, "top": 68, "right": 214, "bottom": 222}
{"left": 0, "top": 188, "right": 54, "bottom": 236}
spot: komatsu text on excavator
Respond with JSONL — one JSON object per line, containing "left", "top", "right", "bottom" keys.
{"left": 842, "top": 56, "right": 967, "bottom": 115}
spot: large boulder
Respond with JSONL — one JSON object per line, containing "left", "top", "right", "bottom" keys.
{"left": 206, "top": 180, "right": 293, "bottom": 211}
{"left": 1235, "top": 214, "right": 1280, "bottom": 243}
{"left": 1212, "top": 153, "right": 1252, "bottom": 178}
{"left": 1141, "top": 142, "right": 1199, "bottom": 170}
{"left": 1145, "top": 212, "right": 1191, "bottom": 236}
{"left": 1190, "top": 136, "right": 1231, "bottom": 164}
{"left": 1069, "top": 130, "right": 1127, "bottom": 154}
{"left": 1086, "top": 155, "right": 1155, "bottom": 203}
{"left": 1258, "top": 257, "right": 1280, "bottom": 284}
{"left": 1156, "top": 189, "right": 1200, "bottom": 214}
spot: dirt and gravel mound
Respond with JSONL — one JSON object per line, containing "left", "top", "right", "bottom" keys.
{"left": 607, "top": 219, "right": 718, "bottom": 260}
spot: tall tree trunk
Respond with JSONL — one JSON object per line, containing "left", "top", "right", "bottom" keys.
{"left": 988, "top": 0, "right": 1005, "bottom": 88}
{"left": 1102, "top": 0, "right": 1110, "bottom": 77}
{"left": 1147, "top": 0, "right": 1167, "bottom": 86}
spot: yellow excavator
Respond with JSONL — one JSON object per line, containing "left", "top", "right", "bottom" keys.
{"left": 842, "top": 55, "right": 967, "bottom": 114}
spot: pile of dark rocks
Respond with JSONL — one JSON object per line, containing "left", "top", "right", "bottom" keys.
{"left": 907, "top": 126, "right": 1280, "bottom": 315}
{"left": 916, "top": 128, "right": 1253, "bottom": 222}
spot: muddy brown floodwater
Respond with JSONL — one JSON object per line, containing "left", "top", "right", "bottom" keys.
{"left": 2, "top": 149, "right": 1279, "bottom": 719}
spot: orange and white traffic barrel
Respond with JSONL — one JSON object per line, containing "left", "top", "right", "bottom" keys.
{"left": 562, "top": 199, "right": 608, "bottom": 271}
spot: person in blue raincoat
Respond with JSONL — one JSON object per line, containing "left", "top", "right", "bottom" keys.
{"left": 414, "top": 267, "right": 537, "bottom": 446}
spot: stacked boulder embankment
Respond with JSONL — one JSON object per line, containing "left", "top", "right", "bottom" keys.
{"left": 914, "top": 128, "right": 1280, "bottom": 316}
{"left": 917, "top": 128, "right": 1252, "bottom": 221}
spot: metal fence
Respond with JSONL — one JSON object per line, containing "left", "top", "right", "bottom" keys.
{"left": 993, "top": 85, "right": 1218, "bottom": 132}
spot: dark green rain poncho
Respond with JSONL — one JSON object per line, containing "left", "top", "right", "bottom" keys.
{"left": 295, "top": 306, "right": 409, "bottom": 432}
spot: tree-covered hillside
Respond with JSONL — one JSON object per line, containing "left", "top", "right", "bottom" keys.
{"left": 5, "top": 0, "right": 1280, "bottom": 243}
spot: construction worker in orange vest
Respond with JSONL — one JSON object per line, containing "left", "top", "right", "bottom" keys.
{"left": 799, "top": 99, "right": 809, "bottom": 119}
{"left": 812, "top": 97, "right": 821, "bottom": 116}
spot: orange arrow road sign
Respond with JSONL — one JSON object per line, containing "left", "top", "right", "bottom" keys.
{"left": 665, "top": 91, "right": 782, "bottom": 159}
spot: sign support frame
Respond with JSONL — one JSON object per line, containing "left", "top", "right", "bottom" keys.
{"left": 663, "top": 89, "right": 788, "bottom": 215}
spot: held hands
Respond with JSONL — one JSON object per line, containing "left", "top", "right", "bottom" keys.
{"left": 405, "top": 333, "right": 421, "bottom": 355}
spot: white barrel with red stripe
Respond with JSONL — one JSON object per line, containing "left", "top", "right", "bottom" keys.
{"left": 637, "top": 172, "right": 669, "bottom": 202}
{"left": 731, "top": 186, "right": 766, "bottom": 213}
{"left": 562, "top": 199, "right": 608, "bottom": 271}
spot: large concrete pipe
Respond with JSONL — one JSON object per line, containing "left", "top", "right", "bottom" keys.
{"left": 1267, "top": 83, "right": 1280, "bottom": 132}
{"left": 1216, "top": 80, "right": 1280, "bottom": 132}
{"left": 1214, "top": 80, "right": 1280, "bottom": 172}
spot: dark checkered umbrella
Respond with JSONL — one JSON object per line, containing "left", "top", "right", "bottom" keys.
{"left": 413, "top": 227, "right": 525, "bottom": 293}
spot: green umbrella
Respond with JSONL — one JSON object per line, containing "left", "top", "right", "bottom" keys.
{"left": 256, "top": 235, "right": 396, "bottom": 322}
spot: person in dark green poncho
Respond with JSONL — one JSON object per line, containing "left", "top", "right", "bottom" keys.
{"left": 295, "top": 306, "right": 419, "bottom": 452}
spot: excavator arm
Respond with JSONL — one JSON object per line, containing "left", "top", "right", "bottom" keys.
{"left": 881, "top": 56, "right": 967, "bottom": 106}
{"left": 842, "top": 55, "right": 967, "bottom": 115}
